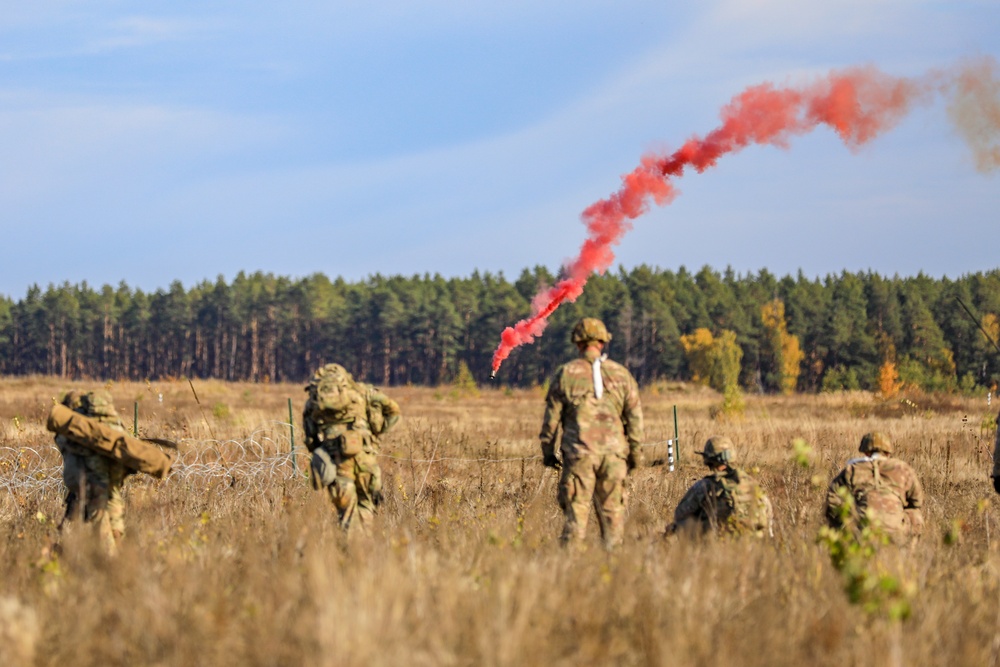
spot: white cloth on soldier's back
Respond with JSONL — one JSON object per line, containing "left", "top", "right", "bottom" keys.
{"left": 592, "top": 355, "right": 608, "bottom": 399}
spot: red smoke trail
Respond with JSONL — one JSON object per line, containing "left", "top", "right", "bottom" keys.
{"left": 490, "top": 58, "right": 999, "bottom": 376}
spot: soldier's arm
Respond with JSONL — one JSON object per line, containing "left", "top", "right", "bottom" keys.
{"left": 905, "top": 467, "right": 924, "bottom": 510}
{"left": 302, "top": 411, "right": 319, "bottom": 451}
{"left": 825, "top": 470, "right": 850, "bottom": 527}
{"left": 672, "top": 480, "right": 707, "bottom": 528}
{"left": 374, "top": 390, "right": 402, "bottom": 433}
{"left": 621, "top": 372, "right": 645, "bottom": 451}
{"left": 539, "top": 373, "right": 563, "bottom": 459}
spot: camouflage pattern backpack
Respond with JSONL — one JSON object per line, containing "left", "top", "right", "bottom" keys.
{"left": 81, "top": 391, "right": 123, "bottom": 428}
{"left": 305, "top": 364, "right": 360, "bottom": 426}
{"left": 714, "top": 468, "right": 772, "bottom": 535}
{"left": 844, "top": 456, "right": 911, "bottom": 531}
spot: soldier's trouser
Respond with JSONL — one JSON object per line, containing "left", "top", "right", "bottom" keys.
{"left": 61, "top": 451, "right": 127, "bottom": 554}
{"left": 558, "top": 451, "right": 628, "bottom": 549}
{"left": 325, "top": 448, "right": 382, "bottom": 532}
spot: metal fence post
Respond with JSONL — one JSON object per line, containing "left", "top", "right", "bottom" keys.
{"left": 288, "top": 398, "right": 298, "bottom": 477}
{"left": 673, "top": 404, "right": 679, "bottom": 464}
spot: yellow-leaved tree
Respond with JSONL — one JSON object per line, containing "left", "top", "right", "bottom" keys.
{"left": 760, "top": 299, "right": 804, "bottom": 395}
{"left": 681, "top": 327, "right": 744, "bottom": 416}
{"left": 874, "top": 332, "right": 903, "bottom": 398}
{"left": 877, "top": 360, "right": 903, "bottom": 399}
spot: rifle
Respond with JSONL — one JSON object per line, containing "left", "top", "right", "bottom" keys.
{"left": 956, "top": 297, "right": 1000, "bottom": 355}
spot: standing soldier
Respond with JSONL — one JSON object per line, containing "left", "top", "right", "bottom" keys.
{"left": 826, "top": 432, "right": 924, "bottom": 544}
{"left": 54, "top": 390, "right": 129, "bottom": 555}
{"left": 539, "top": 317, "right": 644, "bottom": 550}
{"left": 666, "top": 436, "right": 773, "bottom": 538}
{"left": 303, "top": 363, "right": 400, "bottom": 531}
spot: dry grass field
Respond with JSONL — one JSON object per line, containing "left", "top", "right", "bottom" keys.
{"left": 1, "top": 375, "right": 999, "bottom": 666}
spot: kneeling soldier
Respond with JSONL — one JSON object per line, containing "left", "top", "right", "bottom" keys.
{"left": 667, "top": 436, "right": 773, "bottom": 538}
{"left": 826, "top": 432, "right": 923, "bottom": 544}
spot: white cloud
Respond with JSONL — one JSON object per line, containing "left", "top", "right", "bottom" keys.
{"left": 0, "top": 92, "right": 287, "bottom": 213}
{"left": 88, "top": 16, "right": 208, "bottom": 51}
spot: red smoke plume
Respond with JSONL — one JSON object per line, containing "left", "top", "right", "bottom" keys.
{"left": 490, "top": 58, "right": 999, "bottom": 376}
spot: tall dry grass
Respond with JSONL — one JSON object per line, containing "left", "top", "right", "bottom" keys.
{"left": 1, "top": 376, "right": 998, "bottom": 666}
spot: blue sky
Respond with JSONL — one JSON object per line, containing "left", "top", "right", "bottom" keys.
{"left": 1, "top": 1, "right": 997, "bottom": 299}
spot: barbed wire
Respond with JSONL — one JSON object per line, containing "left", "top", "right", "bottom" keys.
{"left": 0, "top": 425, "right": 679, "bottom": 500}
{"left": 380, "top": 439, "right": 677, "bottom": 464}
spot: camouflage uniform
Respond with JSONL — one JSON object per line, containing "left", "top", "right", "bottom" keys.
{"left": 826, "top": 432, "right": 924, "bottom": 544}
{"left": 539, "top": 318, "right": 644, "bottom": 549}
{"left": 55, "top": 391, "right": 129, "bottom": 554}
{"left": 304, "top": 364, "right": 400, "bottom": 531}
{"left": 669, "top": 436, "right": 773, "bottom": 537}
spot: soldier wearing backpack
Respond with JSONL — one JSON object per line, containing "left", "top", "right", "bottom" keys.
{"left": 825, "top": 432, "right": 924, "bottom": 544}
{"left": 667, "top": 436, "right": 773, "bottom": 538}
{"left": 303, "top": 363, "right": 400, "bottom": 531}
{"left": 54, "top": 390, "right": 130, "bottom": 555}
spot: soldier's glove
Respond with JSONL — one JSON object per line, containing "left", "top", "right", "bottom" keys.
{"left": 993, "top": 476, "right": 1000, "bottom": 495}
{"left": 626, "top": 449, "right": 644, "bottom": 472}
{"left": 542, "top": 453, "right": 562, "bottom": 470}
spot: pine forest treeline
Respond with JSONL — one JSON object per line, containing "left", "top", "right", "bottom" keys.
{"left": 1, "top": 266, "right": 998, "bottom": 393}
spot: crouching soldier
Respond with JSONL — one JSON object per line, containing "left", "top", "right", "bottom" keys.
{"left": 303, "top": 363, "right": 400, "bottom": 532}
{"left": 667, "top": 436, "right": 773, "bottom": 538}
{"left": 826, "top": 432, "right": 924, "bottom": 544}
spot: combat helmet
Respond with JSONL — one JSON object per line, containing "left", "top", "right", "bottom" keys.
{"left": 859, "top": 432, "right": 893, "bottom": 456}
{"left": 308, "top": 362, "right": 354, "bottom": 386}
{"left": 571, "top": 318, "right": 612, "bottom": 345}
{"left": 696, "top": 435, "right": 734, "bottom": 465}
{"left": 81, "top": 391, "right": 121, "bottom": 425}
{"left": 61, "top": 391, "right": 84, "bottom": 413}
